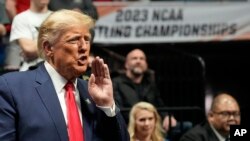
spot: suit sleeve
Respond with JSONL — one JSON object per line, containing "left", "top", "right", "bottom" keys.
{"left": 0, "top": 76, "right": 16, "bottom": 141}
{"left": 94, "top": 107, "right": 130, "bottom": 141}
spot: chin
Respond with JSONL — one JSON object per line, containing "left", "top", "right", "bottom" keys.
{"left": 78, "top": 66, "right": 87, "bottom": 73}
{"left": 71, "top": 65, "right": 86, "bottom": 75}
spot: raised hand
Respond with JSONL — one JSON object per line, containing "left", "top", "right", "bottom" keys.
{"left": 88, "top": 56, "right": 114, "bottom": 107}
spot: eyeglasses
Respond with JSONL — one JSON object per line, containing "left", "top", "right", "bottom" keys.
{"left": 213, "top": 111, "right": 241, "bottom": 118}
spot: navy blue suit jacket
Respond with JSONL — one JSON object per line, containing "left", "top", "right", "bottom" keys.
{"left": 0, "top": 64, "right": 129, "bottom": 141}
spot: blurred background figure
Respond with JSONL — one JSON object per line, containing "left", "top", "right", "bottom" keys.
{"left": 128, "top": 101, "right": 168, "bottom": 141}
{"left": 5, "top": 0, "right": 30, "bottom": 21}
{"left": 0, "top": 23, "right": 6, "bottom": 38}
{"left": 0, "top": 0, "right": 10, "bottom": 72}
{"left": 0, "top": 1, "right": 8, "bottom": 38}
{"left": 112, "top": 48, "right": 178, "bottom": 134}
{"left": 48, "top": 0, "right": 98, "bottom": 20}
{"left": 180, "top": 92, "right": 241, "bottom": 141}
{"left": 8, "top": 0, "right": 51, "bottom": 71}
{"left": 3, "top": 0, "right": 30, "bottom": 72}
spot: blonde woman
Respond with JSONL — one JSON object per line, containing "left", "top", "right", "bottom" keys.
{"left": 128, "top": 102, "right": 168, "bottom": 141}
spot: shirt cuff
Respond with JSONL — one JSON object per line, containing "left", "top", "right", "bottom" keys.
{"left": 96, "top": 103, "right": 116, "bottom": 117}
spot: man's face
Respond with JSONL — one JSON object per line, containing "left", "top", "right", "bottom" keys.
{"left": 209, "top": 98, "right": 241, "bottom": 136}
{"left": 48, "top": 25, "right": 91, "bottom": 80}
{"left": 135, "top": 109, "right": 156, "bottom": 137}
{"left": 125, "top": 50, "right": 148, "bottom": 75}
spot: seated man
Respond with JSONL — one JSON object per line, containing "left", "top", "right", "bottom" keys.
{"left": 112, "top": 48, "right": 177, "bottom": 132}
{"left": 180, "top": 92, "right": 241, "bottom": 141}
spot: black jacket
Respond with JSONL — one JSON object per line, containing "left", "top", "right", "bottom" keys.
{"left": 113, "top": 73, "right": 164, "bottom": 108}
{"left": 112, "top": 73, "right": 166, "bottom": 123}
{"left": 179, "top": 120, "right": 220, "bottom": 141}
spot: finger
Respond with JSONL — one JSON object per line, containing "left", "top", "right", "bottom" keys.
{"left": 103, "top": 64, "right": 110, "bottom": 79}
{"left": 88, "top": 74, "right": 96, "bottom": 99}
{"left": 99, "top": 58, "right": 105, "bottom": 78}
{"left": 95, "top": 56, "right": 102, "bottom": 77}
{"left": 91, "top": 57, "right": 98, "bottom": 76}
{"left": 88, "top": 73, "right": 95, "bottom": 86}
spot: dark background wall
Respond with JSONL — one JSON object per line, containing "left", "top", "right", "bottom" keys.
{"left": 93, "top": 40, "right": 250, "bottom": 127}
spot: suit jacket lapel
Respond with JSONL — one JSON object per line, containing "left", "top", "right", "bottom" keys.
{"left": 35, "top": 64, "right": 68, "bottom": 141}
{"left": 77, "top": 79, "right": 95, "bottom": 141}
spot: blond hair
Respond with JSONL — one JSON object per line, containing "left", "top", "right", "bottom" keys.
{"left": 37, "top": 9, "right": 95, "bottom": 59}
{"left": 128, "top": 102, "right": 165, "bottom": 141}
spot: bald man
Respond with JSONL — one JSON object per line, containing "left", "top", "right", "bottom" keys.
{"left": 112, "top": 48, "right": 177, "bottom": 132}
{"left": 180, "top": 93, "right": 241, "bottom": 141}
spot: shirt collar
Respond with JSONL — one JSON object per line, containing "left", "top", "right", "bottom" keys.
{"left": 210, "top": 123, "right": 226, "bottom": 141}
{"left": 44, "top": 61, "right": 77, "bottom": 93}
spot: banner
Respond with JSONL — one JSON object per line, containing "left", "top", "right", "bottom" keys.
{"left": 93, "top": 2, "right": 250, "bottom": 44}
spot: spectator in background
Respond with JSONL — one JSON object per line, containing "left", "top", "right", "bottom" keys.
{"left": 0, "top": 24, "right": 6, "bottom": 38}
{"left": 128, "top": 101, "right": 167, "bottom": 141}
{"left": 1, "top": 0, "right": 10, "bottom": 70}
{"left": 1, "top": 0, "right": 11, "bottom": 38}
{"left": 112, "top": 48, "right": 177, "bottom": 132}
{"left": 3, "top": 0, "right": 30, "bottom": 72}
{"left": 48, "top": 0, "right": 98, "bottom": 20}
{"left": 8, "top": 0, "right": 52, "bottom": 71}
{"left": 180, "top": 93, "right": 241, "bottom": 141}
{"left": 0, "top": 0, "right": 8, "bottom": 37}
{"left": 5, "top": 0, "right": 30, "bottom": 21}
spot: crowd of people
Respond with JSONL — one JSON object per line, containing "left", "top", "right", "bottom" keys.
{"left": 0, "top": 1, "right": 243, "bottom": 141}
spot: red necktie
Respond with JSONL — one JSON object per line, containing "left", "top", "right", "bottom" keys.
{"left": 65, "top": 82, "right": 84, "bottom": 141}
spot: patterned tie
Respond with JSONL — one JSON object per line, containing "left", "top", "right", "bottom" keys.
{"left": 65, "top": 82, "right": 84, "bottom": 141}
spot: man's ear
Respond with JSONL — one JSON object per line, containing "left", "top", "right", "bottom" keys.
{"left": 207, "top": 110, "right": 214, "bottom": 121}
{"left": 124, "top": 62, "right": 128, "bottom": 70}
{"left": 43, "top": 41, "right": 53, "bottom": 56}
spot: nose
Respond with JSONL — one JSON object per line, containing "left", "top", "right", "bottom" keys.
{"left": 228, "top": 114, "right": 235, "bottom": 120}
{"left": 144, "top": 119, "right": 150, "bottom": 125}
{"left": 78, "top": 38, "right": 89, "bottom": 51}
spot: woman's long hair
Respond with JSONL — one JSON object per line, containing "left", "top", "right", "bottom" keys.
{"left": 128, "top": 102, "right": 165, "bottom": 141}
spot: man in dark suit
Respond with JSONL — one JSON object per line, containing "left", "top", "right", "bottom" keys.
{"left": 0, "top": 9, "right": 129, "bottom": 141}
{"left": 179, "top": 93, "right": 241, "bottom": 141}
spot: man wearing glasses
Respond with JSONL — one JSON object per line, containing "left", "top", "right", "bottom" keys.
{"left": 180, "top": 93, "right": 241, "bottom": 141}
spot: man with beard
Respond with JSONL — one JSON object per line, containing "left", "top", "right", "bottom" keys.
{"left": 112, "top": 48, "right": 177, "bottom": 133}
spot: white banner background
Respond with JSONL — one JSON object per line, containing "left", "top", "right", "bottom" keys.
{"left": 93, "top": 2, "right": 250, "bottom": 44}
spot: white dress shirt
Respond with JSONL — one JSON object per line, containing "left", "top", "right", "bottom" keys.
{"left": 44, "top": 61, "right": 116, "bottom": 126}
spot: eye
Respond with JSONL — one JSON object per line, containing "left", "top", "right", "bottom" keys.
{"left": 67, "top": 36, "right": 80, "bottom": 44}
{"left": 148, "top": 117, "right": 154, "bottom": 121}
{"left": 84, "top": 35, "right": 91, "bottom": 43}
{"left": 139, "top": 118, "right": 146, "bottom": 122}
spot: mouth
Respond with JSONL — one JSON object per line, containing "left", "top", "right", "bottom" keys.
{"left": 78, "top": 55, "right": 87, "bottom": 65}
